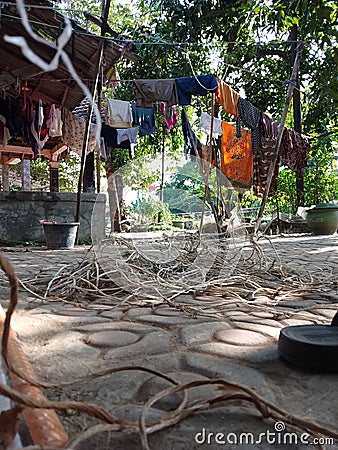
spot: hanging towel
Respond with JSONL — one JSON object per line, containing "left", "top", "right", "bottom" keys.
{"left": 131, "top": 102, "right": 157, "bottom": 136}
{"left": 160, "top": 102, "right": 178, "bottom": 132}
{"left": 215, "top": 78, "right": 239, "bottom": 119}
{"left": 199, "top": 111, "right": 223, "bottom": 138}
{"left": 220, "top": 121, "right": 253, "bottom": 189}
{"left": 175, "top": 74, "right": 218, "bottom": 106}
{"left": 116, "top": 127, "right": 138, "bottom": 145}
{"left": 105, "top": 99, "right": 133, "bottom": 128}
{"left": 133, "top": 79, "right": 178, "bottom": 108}
{"left": 181, "top": 107, "right": 202, "bottom": 157}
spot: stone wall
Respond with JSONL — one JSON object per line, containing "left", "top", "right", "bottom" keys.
{"left": 0, "top": 191, "right": 106, "bottom": 245}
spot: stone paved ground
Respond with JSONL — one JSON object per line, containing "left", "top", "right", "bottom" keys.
{"left": 0, "top": 234, "right": 337, "bottom": 450}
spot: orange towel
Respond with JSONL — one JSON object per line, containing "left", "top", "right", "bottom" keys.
{"left": 215, "top": 78, "right": 239, "bottom": 119}
{"left": 220, "top": 122, "right": 253, "bottom": 188}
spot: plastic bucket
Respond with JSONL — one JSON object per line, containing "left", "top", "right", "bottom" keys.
{"left": 42, "top": 222, "right": 79, "bottom": 249}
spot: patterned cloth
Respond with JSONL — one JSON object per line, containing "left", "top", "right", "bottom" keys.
{"left": 236, "top": 98, "right": 262, "bottom": 152}
{"left": 262, "top": 113, "right": 310, "bottom": 173}
{"left": 62, "top": 109, "right": 97, "bottom": 155}
{"left": 254, "top": 136, "right": 279, "bottom": 197}
{"left": 200, "top": 144, "right": 214, "bottom": 177}
{"left": 215, "top": 78, "right": 239, "bottom": 119}
{"left": 220, "top": 122, "right": 253, "bottom": 189}
{"left": 282, "top": 129, "right": 310, "bottom": 172}
{"left": 261, "top": 113, "right": 280, "bottom": 139}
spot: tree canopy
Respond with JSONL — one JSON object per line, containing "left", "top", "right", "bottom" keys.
{"left": 58, "top": 0, "right": 338, "bottom": 209}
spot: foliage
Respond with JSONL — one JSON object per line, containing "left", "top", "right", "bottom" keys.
{"left": 163, "top": 160, "right": 207, "bottom": 214}
{"left": 303, "top": 137, "right": 338, "bottom": 205}
{"left": 9, "top": 154, "right": 81, "bottom": 192}
{"left": 49, "top": 0, "right": 338, "bottom": 212}
{"left": 58, "top": 154, "right": 82, "bottom": 192}
{"left": 131, "top": 196, "right": 172, "bottom": 223}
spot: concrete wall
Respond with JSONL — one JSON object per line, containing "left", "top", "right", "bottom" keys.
{"left": 0, "top": 191, "right": 106, "bottom": 245}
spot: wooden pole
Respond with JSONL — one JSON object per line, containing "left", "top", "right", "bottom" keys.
{"left": 291, "top": 25, "right": 304, "bottom": 209}
{"left": 160, "top": 128, "right": 165, "bottom": 203}
{"left": 255, "top": 43, "right": 303, "bottom": 233}
{"left": 75, "top": 0, "right": 111, "bottom": 228}
{"left": 96, "top": 74, "right": 102, "bottom": 193}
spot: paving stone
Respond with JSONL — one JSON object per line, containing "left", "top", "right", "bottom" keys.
{"left": 6, "top": 237, "right": 338, "bottom": 446}
{"left": 194, "top": 342, "right": 278, "bottom": 364}
{"left": 279, "top": 318, "right": 316, "bottom": 327}
{"left": 104, "top": 330, "right": 171, "bottom": 360}
{"left": 92, "top": 354, "right": 181, "bottom": 408}
{"left": 153, "top": 306, "right": 186, "bottom": 316}
{"left": 180, "top": 321, "right": 230, "bottom": 346}
{"left": 184, "top": 354, "right": 276, "bottom": 403}
{"left": 233, "top": 322, "right": 281, "bottom": 340}
{"left": 127, "top": 307, "right": 153, "bottom": 318}
{"left": 97, "top": 309, "right": 125, "bottom": 320}
{"left": 276, "top": 300, "right": 322, "bottom": 309}
{"left": 74, "top": 321, "right": 162, "bottom": 334}
{"left": 42, "top": 313, "right": 109, "bottom": 324}
{"left": 266, "top": 362, "right": 338, "bottom": 426}
{"left": 172, "top": 294, "right": 196, "bottom": 304}
{"left": 239, "top": 317, "right": 284, "bottom": 328}
{"left": 289, "top": 311, "right": 328, "bottom": 323}
{"left": 136, "top": 314, "right": 204, "bottom": 326}
{"left": 310, "top": 308, "right": 337, "bottom": 320}
{"left": 136, "top": 371, "right": 219, "bottom": 411}
{"left": 194, "top": 295, "right": 223, "bottom": 302}
{"left": 26, "top": 331, "right": 101, "bottom": 379}
{"left": 55, "top": 307, "right": 94, "bottom": 316}
{"left": 114, "top": 404, "right": 166, "bottom": 424}
{"left": 86, "top": 330, "right": 140, "bottom": 348}
{"left": 70, "top": 430, "right": 142, "bottom": 450}
{"left": 33, "top": 331, "right": 100, "bottom": 356}
{"left": 130, "top": 352, "right": 182, "bottom": 374}
{"left": 250, "top": 311, "right": 276, "bottom": 319}
{"left": 143, "top": 407, "right": 309, "bottom": 450}
{"left": 16, "top": 305, "right": 54, "bottom": 315}
{"left": 215, "top": 329, "right": 271, "bottom": 346}
{"left": 222, "top": 313, "right": 254, "bottom": 322}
